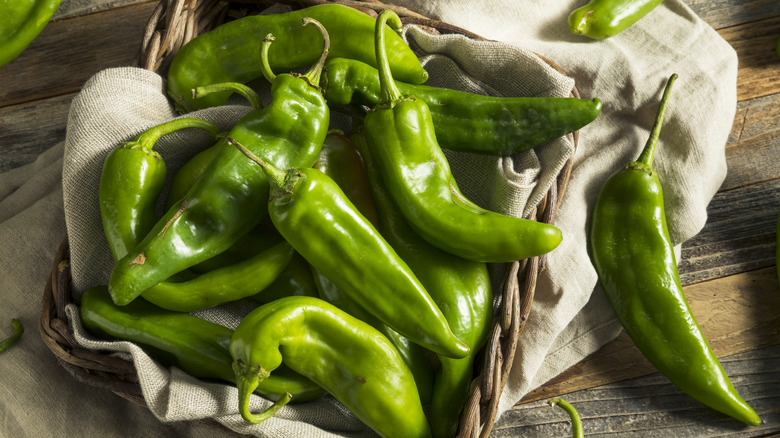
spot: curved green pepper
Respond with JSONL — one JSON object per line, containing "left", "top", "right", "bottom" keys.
{"left": 230, "top": 138, "right": 469, "bottom": 359}
{"left": 0, "top": 319, "right": 24, "bottom": 354}
{"left": 353, "top": 130, "right": 492, "bottom": 437}
{"left": 80, "top": 286, "right": 325, "bottom": 403}
{"left": 167, "top": 4, "right": 427, "bottom": 112}
{"left": 323, "top": 57, "right": 601, "bottom": 156}
{"left": 0, "top": 0, "right": 61, "bottom": 67}
{"left": 141, "top": 240, "right": 295, "bottom": 312}
{"left": 363, "top": 10, "right": 562, "bottom": 263}
{"left": 108, "top": 19, "right": 331, "bottom": 306}
{"left": 99, "top": 118, "right": 223, "bottom": 262}
{"left": 230, "top": 296, "right": 432, "bottom": 438}
{"left": 589, "top": 74, "right": 761, "bottom": 427}
{"left": 309, "top": 132, "right": 435, "bottom": 405}
{"left": 568, "top": 0, "right": 664, "bottom": 39}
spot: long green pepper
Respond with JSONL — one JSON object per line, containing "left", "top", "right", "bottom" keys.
{"left": 0, "top": 0, "right": 61, "bottom": 67}
{"left": 230, "top": 296, "right": 432, "bottom": 438}
{"left": 568, "top": 0, "right": 664, "bottom": 39}
{"left": 167, "top": 4, "right": 427, "bottom": 112}
{"left": 589, "top": 74, "right": 761, "bottom": 427}
{"left": 353, "top": 131, "right": 493, "bottom": 437}
{"left": 230, "top": 138, "right": 469, "bottom": 359}
{"left": 80, "top": 286, "right": 325, "bottom": 403}
{"left": 108, "top": 19, "right": 331, "bottom": 306}
{"left": 363, "top": 10, "right": 562, "bottom": 263}
{"left": 323, "top": 57, "right": 601, "bottom": 156}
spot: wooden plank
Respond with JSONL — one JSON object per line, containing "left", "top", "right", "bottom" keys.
{"left": 686, "top": 0, "right": 780, "bottom": 30}
{"left": 0, "top": 94, "right": 74, "bottom": 173}
{"left": 0, "top": 2, "right": 157, "bottom": 108}
{"left": 721, "top": 93, "right": 780, "bottom": 191}
{"left": 678, "top": 179, "right": 779, "bottom": 286}
{"left": 519, "top": 267, "right": 780, "bottom": 405}
{"left": 55, "top": 0, "right": 150, "bottom": 20}
{"left": 500, "top": 344, "right": 780, "bottom": 437}
{"left": 717, "top": 15, "right": 780, "bottom": 102}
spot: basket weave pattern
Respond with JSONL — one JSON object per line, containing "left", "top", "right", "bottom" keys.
{"left": 40, "top": 1, "right": 579, "bottom": 437}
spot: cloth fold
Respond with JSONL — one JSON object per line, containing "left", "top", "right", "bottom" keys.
{"left": 0, "top": 0, "right": 736, "bottom": 436}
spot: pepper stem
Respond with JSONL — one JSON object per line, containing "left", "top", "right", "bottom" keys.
{"left": 193, "top": 82, "right": 262, "bottom": 110}
{"left": 636, "top": 74, "right": 678, "bottom": 168}
{"left": 301, "top": 17, "right": 330, "bottom": 87}
{"left": 259, "top": 34, "right": 277, "bottom": 83}
{"left": 375, "top": 10, "right": 404, "bottom": 105}
{"left": 227, "top": 137, "right": 287, "bottom": 189}
{"left": 131, "top": 118, "right": 222, "bottom": 153}
{"left": 0, "top": 319, "right": 24, "bottom": 354}
{"left": 548, "top": 398, "right": 584, "bottom": 438}
{"left": 233, "top": 359, "right": 291, "bottom": 423}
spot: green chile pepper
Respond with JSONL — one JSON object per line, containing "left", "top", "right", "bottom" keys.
{"left": 100, "top": 118, "right": 222, "bottom": 262}
{"left": 230, "top": 296, "right": 432, "bottom": 438}
{"left": 0, "top": 0, "right": 61, "bottom": 67}
{"left": 363, "top": 10, "right": 562, "bottom": 263}
{"left": 323, "top": 57, "right": 602, "bottom": 156}
{"left": 589, "top": 74, "right": 761, "bottom": 427}
{"left": 165, "top": 81, "right": 264, "bottom": 211}
{"left": 167, "top": 4, "right": 427, "bottom": 112}
{"left": 568, "top": 0, "right": 664, "bottom": 39}
{"left": 80, "top": 286, "right": 325, "bottom": 403}
{"left": 230, "top": 138, "right": 469, "bottom": 359}
{"left": 353, "top": 131, "right": 493, "bottom": 438}
{"left": 310, "top": 132, "right": 435, "bottom": 405}
{"left": 140, "top": 240, "right": 295, "bottom": 312}
{"left": 0, "top": 319, "right": 24, "bottom": 354}
{"left": 108, "top": 19, "right": 331, "bottom": 306}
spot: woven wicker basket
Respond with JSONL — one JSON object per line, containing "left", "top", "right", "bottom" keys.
{"left": 40, "top": 1, "right": 580, "bottom": 437}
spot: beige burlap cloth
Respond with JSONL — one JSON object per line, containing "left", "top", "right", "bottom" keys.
{"left": 0, "top": 0, "right": 736, "bottom": 436}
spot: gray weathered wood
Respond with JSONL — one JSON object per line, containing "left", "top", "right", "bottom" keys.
{"left": 686, "top": 0, "right": 780, "bottom": 29}
{"left": 501, "top": 344, "right": 780, "bottom": 437}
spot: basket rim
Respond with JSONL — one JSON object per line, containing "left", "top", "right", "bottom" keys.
{"left": 43, "top": 1, "right": 582, "bottom": 437}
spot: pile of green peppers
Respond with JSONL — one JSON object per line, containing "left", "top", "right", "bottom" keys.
{"left": 84, "top": 5, "right": 608, "bottom": 438}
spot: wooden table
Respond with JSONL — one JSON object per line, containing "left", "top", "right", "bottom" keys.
{"left": 1, "top": 0, "right": 778, "bottom": 436}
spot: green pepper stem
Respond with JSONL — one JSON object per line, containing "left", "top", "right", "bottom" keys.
{"left": 375, "top": 10, "right": 404, "bottom": 105}
{"left": 227, "top": 137, "right": 287, "bottom": 188}
{"left": 233, "top": 359, "right": 291, "bottom": 423}
{"left": 636, "top": 73, "right": 678, "bottom": 168}
{"left": 0, "top": 319, "right": 24, "bottom": 354}
{"left": 301, "top": 17, "right": 330, "bottom": 87}
{"left": 193, "top": 82, "right": 263, "bottom": 110}
{"left": 131, "top": 118, "right": 222, "bottom": 153}
{"left": 260, "top": 34, "right": 277, "bottom": 83}
{"left": 548, "top": 398, "right": 584, "bottom": 438}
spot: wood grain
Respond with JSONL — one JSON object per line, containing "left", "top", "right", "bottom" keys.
{"left": 0, "top": 94, "right": 74, "bottom": 173}
{"left": 519, "top": 267, "right": 780, "bottom": 405}
{"left": 0, "top": 2, "right": 157, "bottom": 108}
{"left": 717, "top": 15, "right": 780, "bottom": 102}
{"left": 501, "top": 344, "right": 780, "bottom": 437}
{"left": 686, "top": 0, "right": 780, "bottom": 29}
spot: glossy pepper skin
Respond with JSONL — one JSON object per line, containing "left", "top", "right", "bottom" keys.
{"left": 99, "top": 118, "right": 223, "bottom": 262}
{"left": 363, "top": 10, "right": 563, "bottom": 263}
{"left": 230, "top": 296, "right": 432, "bottom": 438}
{"left": 140, "top": 240, "right": 295, "bottom": 312}
{"left": 0, "top": 0, "right": 61, "bottom": 67}
{"left": 310, "top": 132, "right": 435, "bottom": 405}
{"left": 353, "top": 131, "right": 493, "bottom": 437}
{"left": 568, "top": 0, "right": 664, "bottom": 39}
{"left": 230, "top": 139, "right": 469, "bottom": 359}
{"left": 167, "top": 4, "right": 427, "bottom": 112}
{"left": 589, "top": 74, "right": 761, "bottom": 427}
{"left": 108, "top": 20, "right": 331, "bottom": 306}
{"left": 80, "top": 285, "right": 325, "bottom": 403}
{"left": 323, "top": 57, "right": 602, "bottom": 156}
{"left": 249, "top": 252, "right": 319, "bottom": 305}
